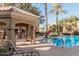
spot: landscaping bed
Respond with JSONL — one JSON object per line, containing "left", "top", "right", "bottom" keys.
{"left": 63, "top": 31, "right": 79, "bottom": 35}
{"left": 0, "top": 41, "right": 12, "bottom": 56}
{"left": 49, "top": 32, "right": 59, "bottom": 37}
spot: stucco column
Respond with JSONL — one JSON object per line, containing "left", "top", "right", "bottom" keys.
{"left": 25, "top": 26, "right": 28, "bottom": 41}
{"left": 32, "top": 26, "right": 36, "bottom": 44}
{"left": 27, "top": 25, "right": 30, "bottom": 40}
{"left": 19, "top": 26, "right": 22, "bottom": 39}
{"left": 6, "top": 18, "right": 16, "bottom": 46}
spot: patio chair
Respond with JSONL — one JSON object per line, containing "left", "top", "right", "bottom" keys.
{"left": 0, "top": 41, "right": 40, "bottom": 56}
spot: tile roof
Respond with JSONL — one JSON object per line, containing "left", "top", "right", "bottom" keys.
{"left": 0, "top": 6, "right": 39, "bottom": 18}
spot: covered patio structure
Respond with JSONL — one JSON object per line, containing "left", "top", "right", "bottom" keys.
{"left": 0, "top": 6, "right": 39, "bottom": 46}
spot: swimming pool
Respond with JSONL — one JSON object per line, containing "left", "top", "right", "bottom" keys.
{"left": 49, "top": 35, "right": 79, "bottom": 48}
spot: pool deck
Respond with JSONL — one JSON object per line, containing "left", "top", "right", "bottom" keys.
{"left": 16, "top": 36, "right": 79, "bottom": 56}
{"left": 16, "top": 44, "right": 79, "bottom": 56}
{"left": 38, "top": 47, "right": 79, "bottom": 56}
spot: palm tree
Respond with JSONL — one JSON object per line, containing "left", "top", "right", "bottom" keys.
{"left": 45, "top": 3, "right": 48, "bottom": 39}
{"left": 50, "top": 3, "right": 65, "bottom": 34}
{"left": 66, "top": 16, "right": 78, "bottom": 32}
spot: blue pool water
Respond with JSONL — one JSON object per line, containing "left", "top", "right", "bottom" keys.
{"left": 50, "top": 35, "right": 79, "bottom": 48}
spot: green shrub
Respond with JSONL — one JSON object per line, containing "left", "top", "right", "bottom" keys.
{"left": 49, "top": 32, "right": 59, "bottom": 37}
{"left": 63, "top": 33, "right": 71, "bottom": 35}
{"left": 0, "top": 41, "right": 11, "bottom": 53}
{"left": 0, "top": 47, "right": 8, "bottom": 53}
{"left": 63, "top": 30, "right": 79, "bottom": 35}
{"left": 72, "top": 30, "right": 79, "bottom": 35}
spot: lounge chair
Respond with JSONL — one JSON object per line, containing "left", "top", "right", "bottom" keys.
{"left": 0, "top": 41, "right": 40, "bottom": 56}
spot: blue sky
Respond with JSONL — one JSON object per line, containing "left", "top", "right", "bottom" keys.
{"left": 32, "top": 3, "right": 79, "bottom": 25}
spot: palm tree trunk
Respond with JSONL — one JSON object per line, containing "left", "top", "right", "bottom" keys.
{"left": 45, "top": 3, "right": 48, "bottom": 42}
{"left": 56, "top": 12, "right": 59, "bottom": 34}
{"left": 45, "top": 3, "right": 48, "bottom": 36}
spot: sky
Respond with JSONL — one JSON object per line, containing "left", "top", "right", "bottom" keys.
{"left": 32, "top": 3, "right": 79, "bottom": 26}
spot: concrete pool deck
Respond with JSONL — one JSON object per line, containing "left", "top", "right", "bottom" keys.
{"left": 16, "top": 40, "right": 79, "bottom": 56}
{"left": 16, "top": 43, "right": 79, "bottom": 56}
{"left": 15, "top": 36, "right": 79, "bottom": 56}
{"left": 1, "top": 36, "right": 79, "bottom": 56}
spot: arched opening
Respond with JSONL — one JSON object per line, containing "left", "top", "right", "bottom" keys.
{"left": 0, "top": 22, "right": 6, "bottom": 43}
{"left": 15, "top": 23, "right": 29, "bottom": 42}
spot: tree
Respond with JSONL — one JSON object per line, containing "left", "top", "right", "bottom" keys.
{"left": 45, "top": 3, "right": 48, "bottom": 37}
{"left": 4, "top": 3, "right": 40, "bottom": 16}
{"left": 67, "top": 16, "right": 79, "bottom": 32}
{"left": 49, "top": 24, "right": 57, "bottom": 32}
{"left": 50, "top": 3, "right": 65, "bottom": 34}
{"left": 59, "top": 16, "right": 79, "bottom": 33}
{"left": 4, "top": 3, "right": 15, "bottom": 6}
